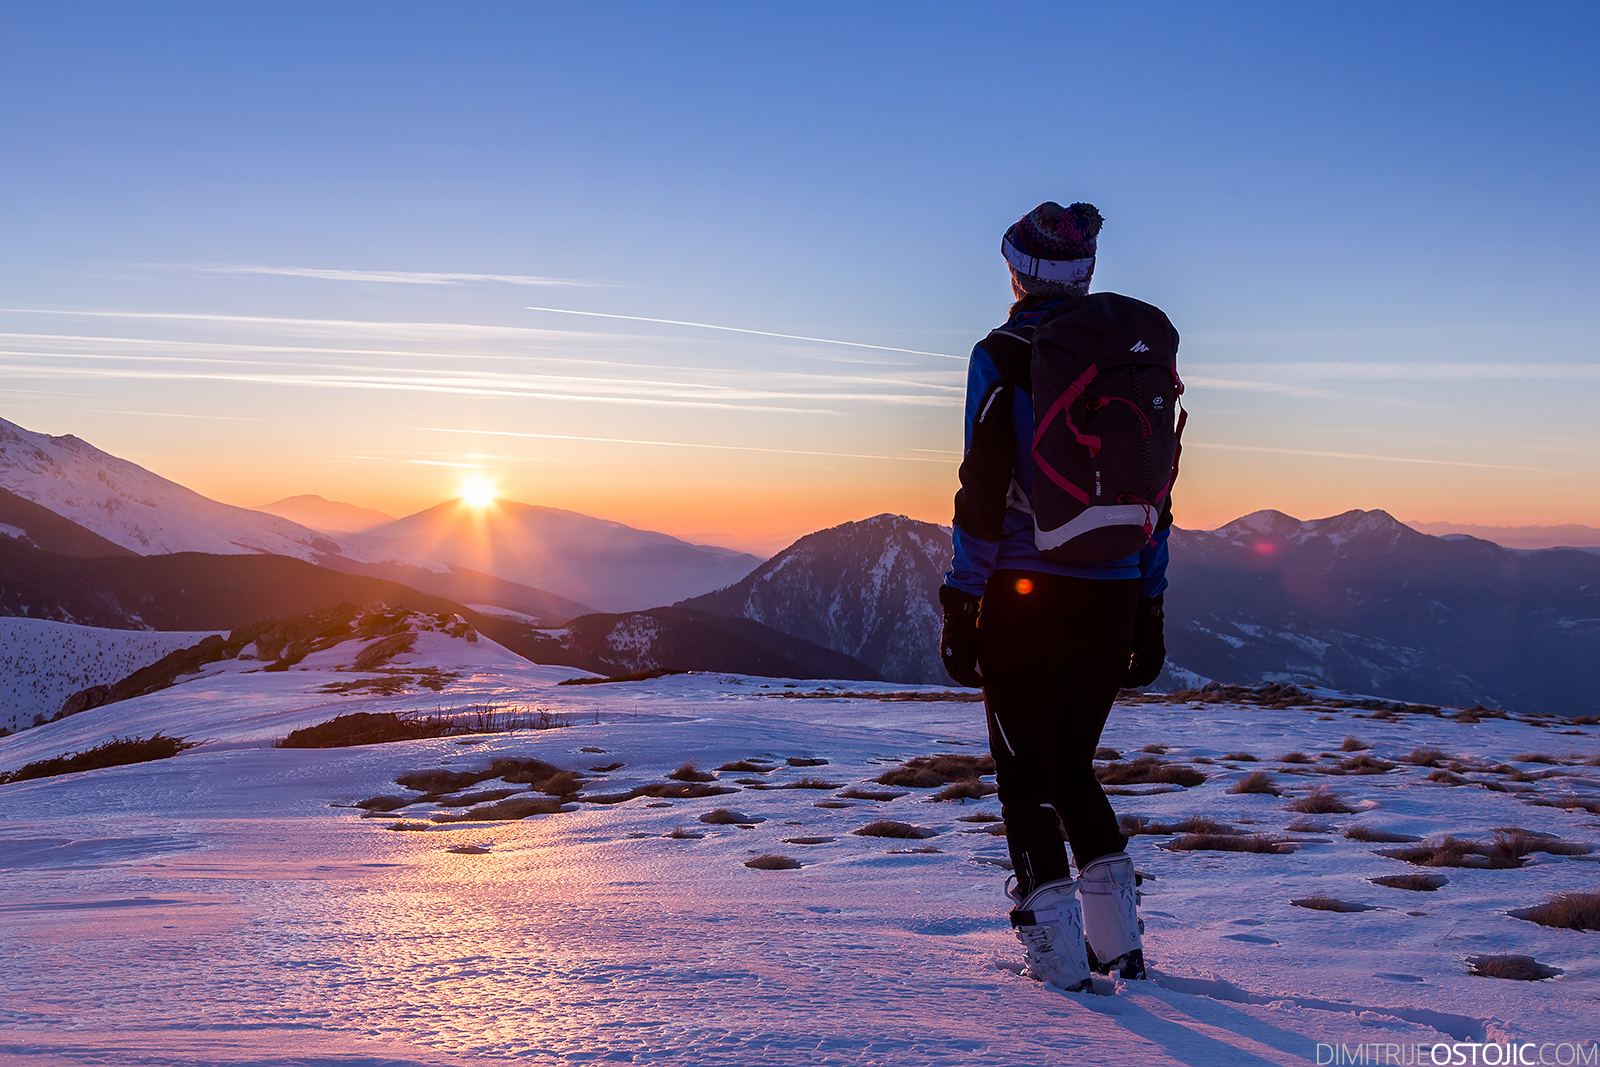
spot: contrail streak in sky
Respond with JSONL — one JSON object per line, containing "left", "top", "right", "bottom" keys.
{"left": 423, "top": 426, "right": 957, "bottom": 464}
{"left": 526, "top": 306, "right": 964, "bottom": 360}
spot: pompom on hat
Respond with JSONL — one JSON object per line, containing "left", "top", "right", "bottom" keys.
{"left": 1002, "top": 201, "right": 1104, "bottom": 297}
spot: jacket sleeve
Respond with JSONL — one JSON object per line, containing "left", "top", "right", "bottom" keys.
{"left": 1138, "top": 497, "right": 1173, "bottom": 599}
{"left": 946, "top": 342, "right": 1010, "bottom": 596}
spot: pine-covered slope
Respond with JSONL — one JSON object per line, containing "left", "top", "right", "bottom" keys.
{"left": 681, "top": 514, "right": 951, "bottom": 684}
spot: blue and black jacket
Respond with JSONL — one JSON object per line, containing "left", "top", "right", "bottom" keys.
{"left": 944, "top": 298, "right": 1172, "bottom": 599}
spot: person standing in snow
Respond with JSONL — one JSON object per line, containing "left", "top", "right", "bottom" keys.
{"left": 940, "top": 201, "right": 1176, "bottom": 991}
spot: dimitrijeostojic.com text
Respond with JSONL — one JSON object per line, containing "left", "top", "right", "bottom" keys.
{"left": 1316, "top": 1043, "right": 1599, "bottom": 1066}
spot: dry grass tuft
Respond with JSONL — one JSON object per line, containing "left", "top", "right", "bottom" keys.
{"left": 435, "top": 787, "right": 523, "bottom": 808}
{"left": 588, "top": 761, "right": 623, "bottom": 772}
{"left": 1096, "top": 755, "right": 1207, "bottom": 787}
{"left": 1286, "top": 788, "right": 1356, "bottom": 814}
{"left": 540, "top": 771, "right": 582, "bottom": 797}
{"left": 1467, "top": 954, "right": 1561, "bottom": 981}
{"left": 0, "top": 733, "right": 198, "bottom": 784}
{"left": 1340, "top": 736, "right": 1371, "bottom": 752}
{"left": 1345, "top": 825, "right": 1420, "bottom": 843}
{"left": 717, "top": 759, "right": 775, "bottom": 773}
{"left": 786, "top": 756, "right": 829, "bottom": 767}
{"left": 1372, "top": 873, "right": 1448, "bottom": 891}
{"left": 1291, "top": 894, "right": 1374, "bottom": 912}
{"left": 1527, "top": 795, "right": 1600, "bottom": 815}
{"left": 1513, "top": 753, "right": 1558, "bottom": 764}
{"left": 1230, "top": 771, "right": 1281, "bottom": 796}
{"left": 853, "top": 820, "right": 939, "bottom": 840}
{"left": 698, "top": 808, "right": 764, "bottom": 825}
{"left": 875, "top": 753, "right": 994, "bottom": 788}
{"left": 1376, "top": 834, "right": 1547, "bottom": 870}
{"left": 457, "top": 795, "right": 565, "bottom": 821}
{"left": 1222, "top": 751, "right": 1259, "bottom": 762}
{"left": 837, "top": 786, "right": 907, "bottom": 802}
{"left": 748, "top": 776, "right": 843, "bottom": 790}
{"left": 1141, "top": 743, "right": 1168, "bottom": 754}
{"left": 1094, "top": 746, "right": 1122, "bottom": 760}
{"left": 1166, "top": 833, "right": 1293, "bottom": 854}
{"left": 1402, "top": 748, "right": 1450, "bottom": 767}
{"left": 1121, "top": 814, "right": 1239, "bottom": 837}
{"left": 876, "top": 766, "right": 948, "bottom": 788}
{"left": 667, "top": 761, "right": 716, "bottom": 783}
{"left": 664, "top": 827, "right": 703, "bottom": 839}
{"left": 1511, "top": 891, "right": 1600, "bottom": 932}
{"left": 957, "top": 812, "right": 1002, "bottom": 823}
{"left": 1277, "top": 751, "right": 1314, "bottom": 764}
{"left": 1427, "top": 769, "right": 1467, "bottom": 785}
{"left": 580, "top": 781, "right": 740, "bottom": 803}
{"left": 781, "top": 836, "right": 835, "bottom": 845}
{"left": 1329, "top": 754, "right": 1397, "bottom": 775}
{"left": 1285, "top": 817, "right": 1333, "bottom": 833}
{"left": 744, "top": 854, "right": 802, "bottom": 870}
{"left": 1491, "top": 828, "right": 1592, "bottom": 859}
{"left": 932, "top": 780, "right": 997, "bottom": 801}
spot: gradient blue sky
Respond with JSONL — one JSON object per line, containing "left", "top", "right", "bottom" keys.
{"left": 2, "top": 3, "right": 1596, "bottom": 550}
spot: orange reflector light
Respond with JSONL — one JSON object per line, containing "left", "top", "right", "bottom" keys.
{"left": 1015, "top": 578, "right": 1034, "bottom": 595}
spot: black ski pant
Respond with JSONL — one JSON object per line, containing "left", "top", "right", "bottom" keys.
{"left": 979, "top": 569, "right": 1140, "bottom": 898}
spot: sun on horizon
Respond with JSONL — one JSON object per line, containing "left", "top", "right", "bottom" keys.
{"left": 460, "top": 476, "right": 497, "bottom": 509}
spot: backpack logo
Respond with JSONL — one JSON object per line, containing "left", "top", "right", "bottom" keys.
{"left": 1130, "top": 341, "right": 1150, "bottom": 353}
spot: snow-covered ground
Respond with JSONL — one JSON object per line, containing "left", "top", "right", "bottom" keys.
{"left": 0, "top": 617, "right": 223, "bottom": 733}
{"left": 2, "top": 638, "right": 1597, "bottom": 1066}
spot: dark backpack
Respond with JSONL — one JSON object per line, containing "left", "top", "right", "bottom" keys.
{"left": 958, "top": 293, "right": 1185, "bottom": 564}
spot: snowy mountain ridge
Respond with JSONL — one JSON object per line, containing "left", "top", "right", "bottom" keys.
{"left": 0, "top": 415, "right": 336, "bottom": 559}
{"left": 680, "top": 513, "right": 950, "bottom": 684}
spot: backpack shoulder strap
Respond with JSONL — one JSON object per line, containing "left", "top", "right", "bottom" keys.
{"left": 979, "top": 327, "right": 1033, "bottom": 395}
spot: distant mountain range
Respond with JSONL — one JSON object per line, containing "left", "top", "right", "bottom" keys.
{"left": 677, "top": 511, "right": 1600, "bottom": 716}
{"left": 341, "top": 499, "right": 761, "bottom": 614}
{"left": 252, "top": 494, "right": 396, "bottom": 534}
{"left": 3, "top": 412, "right": 1597, "bottom": 713}
{"left": 0, "top": 534, "right": 873, "bottom": 691}
{"left": 1401, "top": 520, "right": 1600, "bottom": 550}
{"left": 1164, "top": 510, "right": 1600, "bottom": 715}
{"left": 0, "top": 415, "right": 757, "bottom": 615}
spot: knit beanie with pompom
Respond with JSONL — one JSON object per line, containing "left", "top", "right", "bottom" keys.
{"left": 1002, "top": 201, "right": 1104, "bottom": 298}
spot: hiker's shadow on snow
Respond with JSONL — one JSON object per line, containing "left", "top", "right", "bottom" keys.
{"left": 1073, "top": 983, "right": 1323, "bottom": 1067}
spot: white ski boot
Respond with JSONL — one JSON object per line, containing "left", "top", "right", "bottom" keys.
{"left": 1079, "top": 851, "right": 1146, "bottom": 979}
{"left": 1008, "top": 876, "right": 1093, "bottom": 992}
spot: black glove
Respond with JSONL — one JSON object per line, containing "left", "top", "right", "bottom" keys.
{"left": 938, "top": 584, "right": 984, "bottom": 688}
{"left": 1125, "top": 594, "right": 1165, "bottom": 688}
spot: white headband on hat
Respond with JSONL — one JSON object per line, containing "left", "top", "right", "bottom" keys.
{"left": 1001, "top": 235, "right": 1095, "bottom": 284}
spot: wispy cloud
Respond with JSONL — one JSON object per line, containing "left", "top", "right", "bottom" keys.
{"left": 153, "top": 264, "right": 609, "bottom": 288}
{"left": 1189, "top": 362, "right": 1600, "bottom": 380}
{"left": 1182, "top": 375, "right": 1340, "bottom": 399}
{"left": 526, "top": 306, "right": 965, "bottom": 360}
{"left": 422, "top": 426, "right": 958, "bottom": 464}
{"left": 1187, "top": 441, "right": 1545, "bottom": 472}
